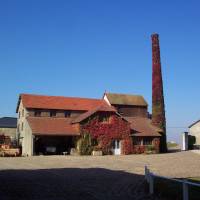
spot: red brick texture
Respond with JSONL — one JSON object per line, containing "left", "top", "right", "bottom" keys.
{"left": 151, "top": 33, "right": 167, "bottom": 152}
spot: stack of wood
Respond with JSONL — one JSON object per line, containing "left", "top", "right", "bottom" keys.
{"left": 0, "top": 134, "right": 20, "bottom": 157}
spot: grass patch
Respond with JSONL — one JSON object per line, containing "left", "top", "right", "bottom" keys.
{"left": 187, "top": 177, "right": 200, "bottom": 183}
{"left": 151, "top": 177, "right": 200, "bottom": 200}
{"left": 167, "top": 142, "right": 178, "bottom": 148}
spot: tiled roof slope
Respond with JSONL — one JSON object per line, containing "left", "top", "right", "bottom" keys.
{"left": 27, "top": 117, "right": 80, "bottom": 136}
{"left": 72, "top": 103, "right": 117, "bottom": 123}
{"left": 17, "top": 94, "right": 107, "bottom": 112}
{"left": 105, "top": 93, "right": 148, "bottom": 106}
{"left": 125, "top": 117, "right": 162, "bottom": 137}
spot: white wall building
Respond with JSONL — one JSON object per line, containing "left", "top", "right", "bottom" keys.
{"left": 188, "top": 120, "right": 200, "bottom": 148}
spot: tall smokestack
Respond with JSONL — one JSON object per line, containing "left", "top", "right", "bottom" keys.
{"left": 151, "top": 33, "right": 167, "bottom": 153}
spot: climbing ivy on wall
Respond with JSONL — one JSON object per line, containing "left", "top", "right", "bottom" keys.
{"left": 152, "top": 34, "right": 167, "bottom": 153}
{"left": 81, "top": 112, "right": 133, "bottom": 155}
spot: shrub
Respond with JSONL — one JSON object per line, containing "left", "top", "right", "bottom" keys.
{"left": 145, "top": 145, "right": 155, "bottom": 152}
{"left": 93, "top": 146, "right": 102, "bottom": 151}
{"left": 77, "top": 133, "right": 93, "bottom": 155}
{"left": 133, "top": 145, "right": 145, "bottom": 154}
{"left": 121, "top": 138, "right": 133, "bottom": 154}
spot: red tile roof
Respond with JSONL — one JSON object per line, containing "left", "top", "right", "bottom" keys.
{"left": 72, "top": 103, "right": 117, "bottom": 123}
{"left": 17, "top": 94, "right": 108, "bottom": 112}
{"left": 27, "top": 117, "right": 80, "bottom": 136}
{"left": 125, "top": 117, "right": 162, "bottom": 137}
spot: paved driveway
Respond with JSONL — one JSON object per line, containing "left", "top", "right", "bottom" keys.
{"left": 0, "top": 151, "right": 199, "bottom": 200}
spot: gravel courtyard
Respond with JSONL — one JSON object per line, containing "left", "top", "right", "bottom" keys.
{"left": 0, "top": 151, "right": 199, "bottom": 200}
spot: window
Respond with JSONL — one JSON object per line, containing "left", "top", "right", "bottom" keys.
{"left": 19, "top": 112, "right": 20, "bottom": 119}
{"left": 119, "top": 111, "right": 124, "bottom": 115}
{"left": 34, "top": 110, "right": 41, "bottom": 117}
{"left": 22, "top": 109, "right": 24, "bottom": 117}
{"left": 21, "top": 122, "right": 24, "bottom": 131}
{"left": 50, "top": 110, "right": 57, "bottom": 117}
{"left": 99, "top": 114, "right": 111, "bottom": 123}
{"left": 17, "top": 124, "right": 20, "bottom": 132}
{"left": 65, "top": 111, "right": 71, "bottom": 118}
{"left": 133, "top": 137, "right": 142, "bottom": 145}
{"left": 117, "top": 106, "right": 124, "bottom": 115}
{"left": 143, "top": 138, "right": 153, "bottom": 145}
{"left": 116, "top": 140, "right": 120, "bottom": 148}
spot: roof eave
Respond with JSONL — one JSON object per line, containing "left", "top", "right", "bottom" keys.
{"left": 33, "top": 132, "right": 80, "bottom": 136}
{"left": 0, "top": 126, "right": 17, "bottom": 128}
{"left": 131, "top": 133, "right": 161, "bottom": 137}
{"left": 188, "top": 120, "right": 200, "bottom": 128}
{"left": 16, "top": 94, "right": 22, "bottom": 113}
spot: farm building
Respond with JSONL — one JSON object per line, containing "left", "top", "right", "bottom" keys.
{"left": 188, "top": 120, "right": 200, "bottom": 149}
{"left": 15, "top": 33, "right": 167, "bottom": 156}
{"left": 16, "top": 93, "right": 162, "bottom": 156}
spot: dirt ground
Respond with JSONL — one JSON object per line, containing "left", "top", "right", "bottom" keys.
{"left": 0, "top": 151, "right": 199, "bottom": 200}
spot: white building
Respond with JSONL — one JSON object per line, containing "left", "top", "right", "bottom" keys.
{"left": 188, "top": 120, "right": 200, "bottom": 148}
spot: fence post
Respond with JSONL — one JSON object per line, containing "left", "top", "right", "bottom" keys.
{"left": 183, "top": 180, "right": 189, "bottom": 200}
{"left": 149, "top": 173, "right": 154, "bottom": 195}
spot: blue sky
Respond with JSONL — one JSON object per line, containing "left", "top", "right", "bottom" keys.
{"left": 0, "top": 0, "right": 200, "bottom": 143}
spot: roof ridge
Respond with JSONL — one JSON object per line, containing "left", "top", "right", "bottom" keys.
{"left": 27, "top": 116, "right": 72, "bottom": 120}
{"left": 188, "top": 119, "right": 200, "bottom": 128}
{"left": 105, "top": 92, "right": 148, "bottom": 106}
{"left": 17, "top": 94, "right": 107, "bottom": 113}
{"left": 106, "top": 92, "right": 144, "bottom": 97}
{"left": 0, "top": 117, "right": 17, "bottom": 119}
{"left": 20, "top": 93, "right": 102, "bottom": 101}
{"left": 72, "top": 102, "right": 117, "bottom": 124}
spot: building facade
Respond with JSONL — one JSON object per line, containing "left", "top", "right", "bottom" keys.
{"left": 16, "top": 93, "right": 162, "bottom": 156}
{"left": 188, "top": 120, "right": 200, "bottom": 149}
{"left": 0, "top": 117, "right": 17, "bottom": 145}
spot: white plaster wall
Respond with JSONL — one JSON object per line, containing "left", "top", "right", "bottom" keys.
{"left": 189, "top": 122, "right": 200, "bottom": 145}
{"left": 22, "top": 120, "right": 33, "bottom": 156}
{"left": 103, "top": 94, "right": 111, "bottom": 106}
{"left": 17, "top": 100, "right": 33, "bottom": 156}
{"left": 182, "top": 132, "right": 188, "bottom": 150}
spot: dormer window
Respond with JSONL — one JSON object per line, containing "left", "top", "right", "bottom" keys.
{"left": 65, "top": 111, "right": 71, "bottom": 118}
{"left": 50, "top": 110, "right": 57, "bottom": 117}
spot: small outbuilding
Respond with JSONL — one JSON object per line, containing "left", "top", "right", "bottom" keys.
{"left": 188, "top": 120, "right": 200, "bottom": 149}
{"left": 0, "top": 117, "right": 17, "bottom": 143}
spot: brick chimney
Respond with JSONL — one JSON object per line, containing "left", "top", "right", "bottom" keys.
{"left": 151, "top": 33, "right": 167, "bottom": 153}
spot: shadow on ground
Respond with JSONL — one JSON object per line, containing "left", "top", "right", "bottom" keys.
{"left": 167, "top": 147, "right": 181, "bottom": 153}
{"left": 0, "top": 167, "right": 155, "bottom": 200}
